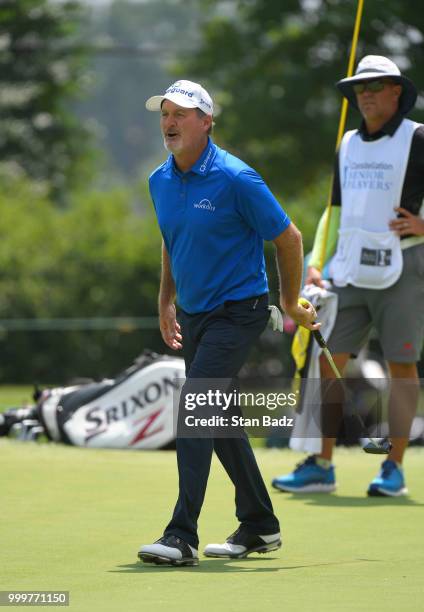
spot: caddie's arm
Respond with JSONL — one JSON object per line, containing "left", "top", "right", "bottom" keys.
{"left": 306, "top": 154, "right": 341, "bottom": 287}
{"left": 389, "top": 206, "right": 424, "bottom": 236}
{"left": 273, "top": 223, "right": 321, "bottom": 331}
{"left": 389, "top": 126, "right": 424, "bottom": 237}
{"left": 306, "top": 205, "right": 341, "bottom": 286}
{"left": 158, "top": 241, "right": 182, "bottom": 350}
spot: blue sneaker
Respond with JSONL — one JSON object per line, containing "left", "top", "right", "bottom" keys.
{"left": 367, "top": 460, "right": 408, "bottom": 497}
{"left": 272, "top": 455, "right": 336, "bottom": 493}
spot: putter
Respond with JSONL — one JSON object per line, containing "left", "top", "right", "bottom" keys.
{"left": 312, "top": 330, "right": 392, "bottom": 455}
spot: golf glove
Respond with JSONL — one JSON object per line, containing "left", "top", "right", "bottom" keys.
{"left": 268, "top": 305, "right": 284, "bottom": 333}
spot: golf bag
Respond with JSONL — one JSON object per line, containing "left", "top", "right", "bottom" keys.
{"left": 0, "top": 351, "right": 186, "bottom": 450}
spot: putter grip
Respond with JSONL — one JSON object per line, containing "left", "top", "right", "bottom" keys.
{"left": 312, "top": 329, "right": 328, "bottom": 350}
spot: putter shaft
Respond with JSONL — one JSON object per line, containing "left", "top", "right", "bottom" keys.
{"left": 311, "top": 330, "right": 389, "bottom": 454}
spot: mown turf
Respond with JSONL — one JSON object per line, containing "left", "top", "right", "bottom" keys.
{"left": 1, "top": 441, "right": 423, "bottom": 612}
{"left": 0, "top": 386, "right": 34, "bottom": 411}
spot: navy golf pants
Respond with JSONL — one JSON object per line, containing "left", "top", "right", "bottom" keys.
{"left": 164, "top": 294, "right": 280, "bottom": 549}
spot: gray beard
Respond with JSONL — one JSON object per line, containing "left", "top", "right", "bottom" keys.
{"left": 163, "top": 138, "right": 183, "bottom": 155}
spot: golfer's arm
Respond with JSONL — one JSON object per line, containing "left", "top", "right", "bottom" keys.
{"left": 158, "top": 242, "right": 176, "bottom": 310}
{"left": 273, "top": 223, "right": 303, "bottom": 311}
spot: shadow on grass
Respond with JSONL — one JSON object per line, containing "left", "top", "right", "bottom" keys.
{"left": 111, "top": 557, "right": 382, "bottom": 574}
{"left": 272, "top": 492, "right": 424, "bottom": 507}
{"left": 112, "top": 557, "right": 281, "bottom": 574}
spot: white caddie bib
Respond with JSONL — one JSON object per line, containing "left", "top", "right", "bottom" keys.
{"left": 330, "top": 119, "right": 421, "bottom": 289}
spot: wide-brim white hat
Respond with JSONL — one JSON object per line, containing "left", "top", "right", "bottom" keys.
{"left": 336, "top": 55, "right": 417, "bottom": 114}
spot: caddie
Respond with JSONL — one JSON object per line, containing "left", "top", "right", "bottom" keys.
{"left": 273, "top": 55, "right": 424, "bottom": 497}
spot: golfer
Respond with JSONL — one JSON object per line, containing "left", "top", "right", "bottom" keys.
{"left": 138, "top": 80, "right": 318, "bottom": 566}
{"left": 273, "top": 56, "right": 424, "bottom": 497}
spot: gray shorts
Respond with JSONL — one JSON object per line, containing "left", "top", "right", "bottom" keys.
{"left": 328, "top": 243, "right": 424, "bottom": 363}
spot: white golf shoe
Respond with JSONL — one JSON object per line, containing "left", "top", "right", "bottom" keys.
{"left": 138, "top": 535, "right": 199, "bottom": 566}
{"left": 204, "top": 527, "right": 281, "bottom": 559}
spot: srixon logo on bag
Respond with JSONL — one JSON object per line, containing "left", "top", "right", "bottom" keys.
{"left": 56, "top": 358, "right": 186, "bottom": 449}
{"left": 360, "top": 248, "right": 392, "bottom": 267}
{"left": 84, "top": 374, "right": 183, "bottom": 444}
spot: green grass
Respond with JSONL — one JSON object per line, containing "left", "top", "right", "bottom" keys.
{"left": 0, "top": 385, "right": 34, "bottom": 411}
{"left": 1, "top": 441, "right": 424, "bottom": 612}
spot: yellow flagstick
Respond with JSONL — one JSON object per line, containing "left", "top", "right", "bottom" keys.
{"left": 318, "top": 0, "right": 365, "bottom": 271}
{"left": 291, "top": 0, "right": 366, "bottom": 390}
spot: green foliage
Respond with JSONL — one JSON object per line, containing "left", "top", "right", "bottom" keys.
{"left": 0, "top": 168, "right": 163, "bottom": 382}
{"left": 262, "top": 175, "right": 329, "bottom": 312}
{"left": 179, "top": 0, "right": 424, "bottom": 198}
{"left": 0, "top": 163, "right": 326, "bottom": 384}
{"left": 284, "top": 174, "right": 332, "bottom": 253}
{"left": 77, "top": 0, "right": 209, "bottom": 182}
{"left": 0, "top": 0, "right": 94, "bottom": 198}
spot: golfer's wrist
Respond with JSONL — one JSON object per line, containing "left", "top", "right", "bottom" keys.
{"left": 280, "top": 298, "right": 298, "bottom": 315}
{"left": 158, "top": 300, "right": 175, "bottom": 314}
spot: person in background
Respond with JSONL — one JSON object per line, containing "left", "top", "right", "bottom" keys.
{"left": 272, "top": 56, "right": 424, "bottom": 498}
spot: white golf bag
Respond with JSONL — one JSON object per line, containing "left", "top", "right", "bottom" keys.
{"left": 2, "top": 352, "right": 186, "bottom": 450}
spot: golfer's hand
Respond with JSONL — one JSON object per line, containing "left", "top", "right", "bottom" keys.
{"left": 305, "top": 265, "right": 324, "bottom": 287}
{"left": 390, "top": 207, "right": 424, "bottom": 236}
{"left": 281, "top": 299, "right": 321, "bottom": 331}
{"left": 159, "top": 303, "right": 182, "bottom": 350}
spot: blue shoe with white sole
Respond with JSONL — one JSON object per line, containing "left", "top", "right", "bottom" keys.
{"left": 272, "top": 455, "right": 336, "bottom": 493}
{"left": 367, "top": 460, "right": 408, "bottom": 497}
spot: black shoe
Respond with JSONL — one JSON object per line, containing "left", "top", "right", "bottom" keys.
{"left": 138, "top": 535, "right": 199, "bottom": 566}
{"left": 204, "top": 526, "right": 281, "bottom": 559}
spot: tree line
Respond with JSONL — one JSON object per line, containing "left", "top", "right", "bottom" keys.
{"left": 0, "top": 0, "right": 423, "bottom": 381}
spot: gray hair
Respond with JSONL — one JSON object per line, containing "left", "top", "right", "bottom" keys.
{"left": 196, "top": 108, "right": 214, "bottom": 135}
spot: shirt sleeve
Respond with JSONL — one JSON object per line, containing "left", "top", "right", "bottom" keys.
{"left": 234, "top": 168, "right": 290, "bottom": 240}
{"left": 148, "top": 176, "right": 157, "bottom": 210}
{"left": 400, "top": 125, "right": 424, "bottom": 215}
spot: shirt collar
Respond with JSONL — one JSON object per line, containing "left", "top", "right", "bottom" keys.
{"left": 163, "top": 154, "right": 174, "bottom": 173}
{"left": 163, "top": 138, "right": 217, "bottom": 176}
{"left": 358, "top": 111, "right": 404, "bottom": 141}
{"left": 190, "top": 138, "right": 216, "bottom": 175}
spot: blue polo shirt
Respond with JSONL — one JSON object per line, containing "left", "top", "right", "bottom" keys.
{"left": 149, "top": 138, "right": 290, "bottom": 313}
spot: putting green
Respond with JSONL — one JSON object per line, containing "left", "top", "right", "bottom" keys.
{"left": 1, "top": 441, "right": 423, "bottom": 612}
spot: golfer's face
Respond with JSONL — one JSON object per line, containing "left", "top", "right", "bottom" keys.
{"left": 160, "top": 100, "right": 209, "bottom": 155}
{"left": 356, "top": 79, "right": 402, "bottom": 123}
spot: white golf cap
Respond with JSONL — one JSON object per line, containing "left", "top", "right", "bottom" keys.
{"left": 145, "top": 80, "right": 214, "bottom": 116}
{"left": 337, "top": 55, "right": 417, "bottom": 114}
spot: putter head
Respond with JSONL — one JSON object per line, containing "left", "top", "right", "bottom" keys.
{"left": 362, "top": 438, "right": 392, "bottom": 454}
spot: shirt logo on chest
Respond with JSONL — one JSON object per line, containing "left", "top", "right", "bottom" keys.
{"left": 193, "top": 198, "right": 215, "bottom": 212}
